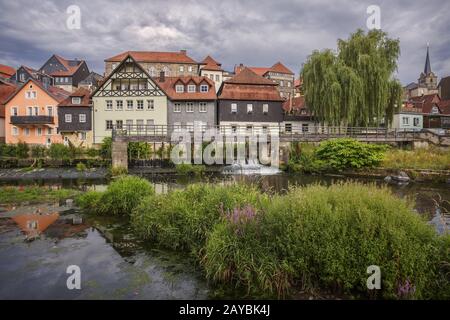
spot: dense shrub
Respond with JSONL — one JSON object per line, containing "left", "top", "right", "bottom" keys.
{"left": 175, "top": 163, "right": 206, "bottom": 176}
{"left": 31, "top": 145, "right": 47, "bottom": 158}
{"left": 76, "top": 176, "right": 154, "bottom": 215}
{"left": 48, "top": 143, "right": 70, "bottom": 160}
{"left": 86, "top": 148, "right": 100, "bottom": 158}
{"left": 382, "top": 147, "right": 450, "bottom": 170}
{"left": 128, "top": 142, "right": 152, "bottom": 159}
{"left": 16, "top": 142, "right": 30, "bottom": 159}
{"left": 100, "top": 137, "right": 112, "bottom": 159}
{"left": 131, "top": 183, "right": 267, "bottom": 255}
{"left": 202, "top": 182, "right": 449, "bottom": 299}
{"left": 315, "top": 138, "right": 388, "bottom": 170}
{"left": 76, "top": 162, "right": 87, "bottom": 171}
{"left": 0, "top": 144, "right": 19, "bottom": 157}
{"left": 75, "top": 190, "right": 103, "bottom": 212}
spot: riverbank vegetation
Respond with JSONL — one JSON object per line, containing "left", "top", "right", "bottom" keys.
{"left": 382, "top": 147, "right": 450, "bottom": 170}
{"left": 76, "top": 176, "right": 450, "bottom": 299}
{"left": 0, "top": 186, "right": 80, "bottom": 205}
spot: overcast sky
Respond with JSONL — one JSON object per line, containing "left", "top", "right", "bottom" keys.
{"left": 0, "top": 0, "right": 449, "bottom": 84}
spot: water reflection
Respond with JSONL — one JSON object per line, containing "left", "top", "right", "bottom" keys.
{"left": 12, "top": 212, "right": 59, "bottom": 240}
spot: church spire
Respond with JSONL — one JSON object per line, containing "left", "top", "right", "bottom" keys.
{"left": 424, "top": 43, "right": 432, "bottom": 75}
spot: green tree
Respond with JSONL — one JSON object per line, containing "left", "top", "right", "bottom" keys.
{"left": 302, "top": 29, "right": 402, "bottom": 127}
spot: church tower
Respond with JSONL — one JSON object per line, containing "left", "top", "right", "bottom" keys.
{"left": 418, "top": 44, "right": 438, "bottom": 90}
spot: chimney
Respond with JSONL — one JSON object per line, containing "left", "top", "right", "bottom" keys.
{"left": 159, "top": 71, "right": 165, "bottom": 82}
{"left": 180, "top": 49, "right": 187, "bottom": 55}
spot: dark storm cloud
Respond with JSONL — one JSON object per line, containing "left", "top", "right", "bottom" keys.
{"left": 0, "top": 0, "right": 449, "bottom": 83}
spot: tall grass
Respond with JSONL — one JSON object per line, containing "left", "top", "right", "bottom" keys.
{"left": 382, "top": 147, "right": 450, "bottom": 170}
{"left": 76, "top": 176, "right": 154, "bottom": 215}
{"left": 202, "top": 182, "right": 449, "bottom": 299}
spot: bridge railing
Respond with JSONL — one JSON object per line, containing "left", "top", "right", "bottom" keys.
{"left": 112, "top": 124, "right": 420, "bottom": 141}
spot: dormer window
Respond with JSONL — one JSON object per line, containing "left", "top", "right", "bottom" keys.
{"left": 431, "top": 106, "right": 439, "bottom": 114}
{"left": 200, "top": 85, "right": 208, "bottom": 93}
{"left": 187, "top": 85, "right": 196, "bottom": 93}
{"left": 72, "top": 97, "right": 81, "bottom": 104}
{"left": 176, "top": 85, "right": 184, "bottom": 93}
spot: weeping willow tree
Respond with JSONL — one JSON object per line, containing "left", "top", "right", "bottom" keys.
{"left": 302, "top": 29, "right": 403, "bottom": 127}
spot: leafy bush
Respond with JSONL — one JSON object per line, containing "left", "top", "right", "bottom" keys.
{"left": 31, "top": 145, "right": 47, "bottom": 158}
{"left": 315, "top": 138, "right": 387, "bottom": 170}
{"left": 48, "top": 143, "right": 70, "bottom": 160}
{"left": 86, "top": 148, "right": 100, "bottom": 158}
{"left": 0, "top": 144, "right": 18, "bottom": 157}
{"left": 109, "top": 165, "right": 128, "bottom": 176}
{"left": 100, "top": 137, "right": 112, "bottom": 159}
{"left": 75, "top": 191, "right": 103, "bottom": 212}
{"left": 175, "top": 163, "right": 206, "bottom": 176}
{"left": 203, "top": 182, "right": 448, "bottom": 299}
{"left": 16, "top": 142, "right": 29, "bottom": 159}
{"left": 131, "top": 183, "right": 267, "bottom": 255}
{"left": 382, "top": 147, "right": 450, "bottom": 170}
{"left": 287, "top": 142, "right": 327, "bottom": 173}
{"left": 76, "top": 162, "right": 87, "bottom": 171}
{"left": 128, "top": 142, "right": 152, "bottom": 159}
{"left": 77, "top": 176, "right": 154, "bottom": 216}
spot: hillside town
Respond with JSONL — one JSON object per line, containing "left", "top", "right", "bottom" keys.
{"left": 1, "top": 46, "right": 448, "bottom": 148}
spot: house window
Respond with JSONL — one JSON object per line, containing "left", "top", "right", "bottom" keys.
{"left": 25, "top": 128, "right": 30, "bottom": 136}
{"left": 176, "top": 85, "right": 184, "bottom": 93}
{"left": 285, "top": 123, "right": 292, "bottom": 133}
{"left": 246, "top": 125, "right": 253, "bottom": 133}
{"left": 402, "top": 117, "right": 409, "bottom": 125}
{"left": 12, "top": 127, "right": 19, "bottom": 136}
{"left": 72, "top": 97, "right": 81, "bottom": 104}
{"left": 25, "top": 91, "right": 37, "bottom": 99}
{"left": 179, "top": 66, "right": 184, "bottom": 72}
{"left": 200, "top": 85, "right": 208, "bottom": 92}
{"left": 125, "top": 100, "right": 133, "bottom": 110}
{"left": 413, "top": 117, "right": 420, "bottom": 126}
{"left": 199, "top": 102, "right": 207, "bottom": 113}
{"left": 137, "top": 100, "right": 144, "bottom": 110}
{"left": 163, "top": 66, "right": 170, "bottom": 76}
{"left": 106, "top": 120, "right": 113, "bottom": 130}
{"left": 188, "top": 84, "right": 196, "bottom": 92}
{"left": 247, "top": 104, "right": 253, "bottom": 114}
{"left": 116, "top": 120, "right": 123, "bottom": 129}
{"left": 186, "top": 103, "right": 194, "bottom": 113}
{"left": 263, "top": 104, "right": 269, "bottom": 114}
{"left": 147, "top": 100, "right": 154, "bottom": 110}
{"left": 148, "top": 67, "right": 156, "bottom": 77}
{"left": 431, "top": 106, "right": 439, "bottom": 114}
{"left": 47, "top": 106, "right": 53, "bottom": 116}
{"left": 231, "top": 125, "right": 237, "bottom": 133}
{"left": 36, "top": 127, "right": 42, "bottom": 136}
{"left": 136, "top": 119, "right": 144, "bottom": 130}
{"left": 287, "top": 81, "right": 291, "bottom": 88}
{"left": 65, "top": 114, "right": 72, "bottom": 123}
{"left": 186, "top": 122, "right": 194, "bottom": 131}
{"left": 300, "top": 109, "right": 307, "bottom": 115}
{"left": 11, "top": 107, "right": 18, "bottom": 116}
{"left": 174, "top": 103, "right": 181, "bottom": 112}
{"left": 215, "top": 75, "right": 220, "bottom": 82}
{"left": 47, "top": 128, "right": 53, "bottom": 135}
{"left": 79, "top": 132, "right": 87, "bottom": 141}
{"left": 27, "top": 107, "right": 33, "bottom": 116}
{"left": 79, "top": 114, "right": 86, "bottom": 123}
{"left": 173, "top": 122, "right": 181, "bottom": 129}
{"left": 146, "top": 119, "right": 154, "bottom": 126}
{"left": 231, "top": 103, "right": 237, "bottom": 113}
{"left": 188, "top": 66, "right": 193, "bottom": 72}
{"left": 302, "top": 123, "right": 309, "bottom": 132}
{"left": 20, "top": 73, "right": 25, "bottom": 82}
{"left": 116, "top": 100, "right": 123, "bottom": 110}
{"left": 280, "top": 80, "right": 284, "bottom": 87}
{"left": 106, "top": 100, "right": 113, "bottom": 110}
{"left": 126, "top": 120, "right": 133, "bottom": 129}
{"left": 34, "top": 106, "right": 39, "bottom": 116}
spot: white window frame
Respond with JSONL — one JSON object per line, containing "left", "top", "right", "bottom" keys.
{"left": 47, "top": 106, "right": 53, "bottom": 116}
{"left": 187, "top": 84, "right": 196, "bottom": 93}
{"left": 402, "top": 117, "right": 409, "bottom": 125}
{"left": 36, "top": 127, "right": 42, "bottom": 136}
{"left": 199, "top": 102, "right": 207, "bottom": 113}
{"left": 147, "top": 100, "right": 154, "bottom": 111}
{"left": 179, "top": 66, "right": 184, "bottom": 72}
{"left": 24, "top": 128, "right": 30, "bottom": 136}
{"left": 79, "top": 113, "right": 86, "bottom": 123}
{"left": 174, "top": 103, "right": 181, "bottom": 113}
{"left": 106, "top": 120, "right": 113, "bottom": 130}
{"left": 116, "top": 100, "right": 123, "bottom": 110}
{"left": 127, "top": 100, "right": 134, "bottom": 110}
{"left": 79, "top": 132, "right": 87, "bottom": 141}
{"left": 231, "top": 103, "right": 237, "bottom": 113}
{"left": 188, "top": 66, "right": 193, "bottom": 72}
{"left": 12, "top": 126, "right": 19, "bottom": 136}
{"left": 65, "top": 114, "right": 72, "bottom": 123}
{"left": 137, "top": 100, "right": 144, "bottom": 110}
{"left": 176, "top": 85, "right": 184, "bottom": 93}
{"left": 11, "top": 106, "right": 18, "bottom": 116}
{"left": 106, "top": 100, "right": 113, "bottom": 110}
{"left": 247, "top": 103, "right": 253, "bottom": 114}
{"left": 186, "top": 102, "right": 194, "bottom": 113}
{"left": 72, "top": 97, "right": 81, "bottom": 104}
{"left": 263, "top": 104, "right": 269, "bottom": 114}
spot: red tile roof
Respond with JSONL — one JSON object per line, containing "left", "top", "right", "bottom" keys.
{"left": 154, "top": 76, "right": 217, "bottom": 101}
{"left": 48, "top": 55, "right": 84, "bottom": 76}
{"left": 0, "top": 64, "right": 15, "bottom": 78}
{"left": 294, "top": 78, "right": 302, "bottom": 88}
{"left": 219, "top": 68, "right": 283, "bottom": 101}
{"left": 282, "top": 96, "right": 306, "bottom": 113}
{"left": 58, "top": 87, "right": 91, "bottom": 107}
{"left": 270, "top": 62, "right": 294, "bottom": 74}
{"left": 0, "top": 80, "right": 18, "bottom": 117}
{"left": 105, "top": 50, "right": 197, "bottom": 64}
{"left": 409, "top": 94, "right": 441, "bottom": 114}
{"left": 200, "top": 55, "right": 223, "bottom": 71}
{"left": 438, "top": 99, "right": 450, "bottom": 114}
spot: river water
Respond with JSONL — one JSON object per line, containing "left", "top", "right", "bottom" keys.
{"left": 0, "top": 172, "right": 449, "bottom": 299}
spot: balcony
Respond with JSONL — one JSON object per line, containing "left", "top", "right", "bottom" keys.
{"left": 10, "top": 115, "right": 54, "bottom": 125}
